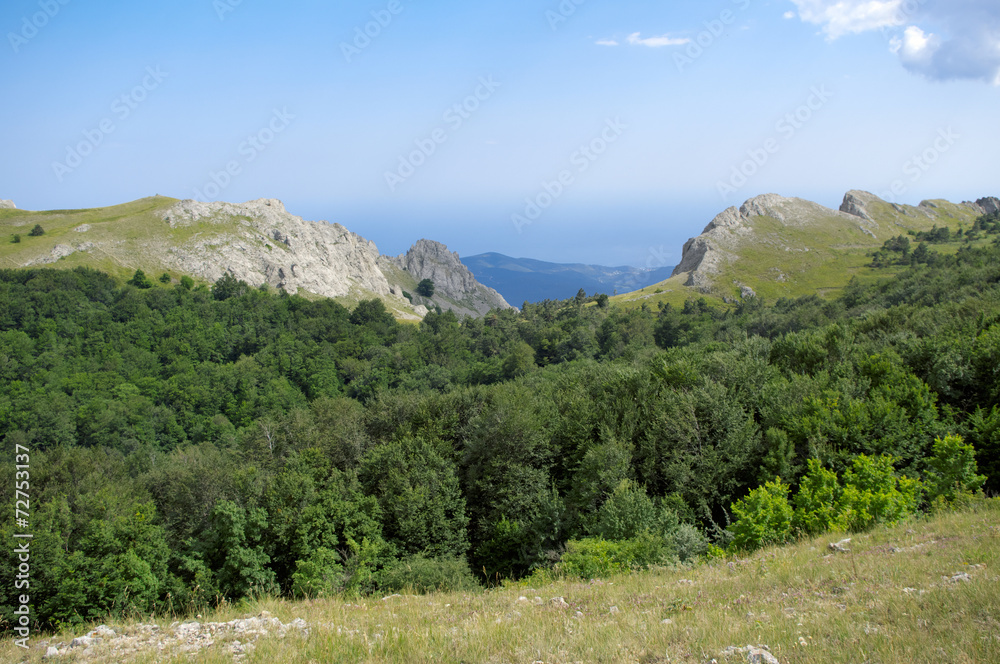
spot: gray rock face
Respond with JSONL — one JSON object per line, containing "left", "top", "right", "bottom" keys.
{"left": 0, "top": 200, "right": 15, "bottom": 209}
{"left": 384, "top": 239, "right": 512, "bottom": 317}
{"left": 160, "top": 198, "right": 397, "bottom": 302}
{"left": 971, "top": 197, "right": 1000, "bottom": 215}
{"left": 671, "top": 193, "right": 856, "bottom": 290}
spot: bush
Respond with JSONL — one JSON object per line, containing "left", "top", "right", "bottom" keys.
{"left": 11, "top": 234, "right": 19, "bottom": 243}
{"left": 728, "top": 479, "right": 793, "bottom": 552}
{"left": 669, "top": 523, "right": 709, "bottom": 562}
{"left": 291, "top": 547, "right": 344, "bottom": 598}
{"left": 837, "top": 454, "right": 921, "bottom": 532}
{"left": 925, "top": 435, "right": 986, "bottom": 504}
{"left": 557, "top": 532, "right": 672, "bottom": 579}
{"left": 793, "top": 459, "right": 847, "bottom": 536}
{"left": 28, "top": 224, "right": 45, "bottom": 236}
{"left": 179, "top": 275, "right": 194, "bottom": 290}
{"left": 416, "top": 279, "right": 435, "bottom": 297}
{"left": 378, "top": 554, "right": 479, "bottom": 594}
{"left": 128, "top": 269, "right": 154, "bottom": 289}
{"left": 159, "top": 273, "right": 171, "bottom": 284}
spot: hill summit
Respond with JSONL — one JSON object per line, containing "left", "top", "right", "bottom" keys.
{"left": 0, "top": 196, "right": 510, "bottom": 319}
{"left": 617, "top": 190, "right": 998, "bottom": 306}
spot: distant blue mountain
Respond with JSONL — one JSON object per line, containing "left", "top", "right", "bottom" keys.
{"left": 463, "top": 253, "right": 675, "bottom": 306}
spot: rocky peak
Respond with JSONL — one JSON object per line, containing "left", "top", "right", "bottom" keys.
{"left": 971, "top": 197, "right": 1000, "bottom": 216}
{"left": 840, "top": 190, "right": 882, "bottom": 221}
{"left": 386, "top": 239, "right": 512, "bottom": 317}
{"left": 0, "top": 200, "right": 16, "bottom": 209}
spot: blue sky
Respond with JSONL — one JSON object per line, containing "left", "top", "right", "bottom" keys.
{"left": 2, "top": 0, "right": 998, "bottom": 266}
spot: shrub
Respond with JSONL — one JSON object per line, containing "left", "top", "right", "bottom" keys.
{"left": 925, "top": 434, "right": 986, "bottom": 504}
{"left": 837, "top": 454, "right": 921, "bottom": 532}
{"left": 28, "top": 224, "right": 45, "bottom": 236}
{"left": 291, "top": 547, "right": 344, "bottom": 598}
{"left": 179, "top": 275, "right": 194, "bottom": 290}
{"left": 592, "top": 479, "right": 666, "bottom": 541}
{"left": 416, "top": 278, "right": 435, "bottom": 297}
{"left": 793, "top": 459, "right": 847, "bottom": 536}
{"left": 670, "top": 523, "right": 709, "bottom": 562}
{"left": 378, "top": 554, "right": 479, "bottom": 594}
{"left": 159, "top": 273, "right": 171, "bottom": 283}
{"left": 728, "top": 479, "right": 793, "bottom": 552}
{"left": 557, "top": 532, "right": 672, "bottom": 579}
{"left": 11, "top": 234, "right": 20, "bottom": 243}
{"left": 128, "top": 269, "right": 154, "bottom": 289}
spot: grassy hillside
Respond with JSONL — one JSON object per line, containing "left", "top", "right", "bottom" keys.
{"left": 0, "top": 198, "right": 422, "bottom": 319}
{"left": 8, "top": 501, "right": 998, "bottom": 663}
{"left": 613, "top": 194, "right": 990, "bottom": 310}
{"left": 0, "top": 197, "right": 184, "bottom": 280}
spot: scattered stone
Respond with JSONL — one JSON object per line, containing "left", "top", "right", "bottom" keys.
{"left": 533, "top": 596, "right": 543, "bottom": 605}
{"left": 721, "top": 645, "right": 780, "bottom": 664}
{"left": 609, "top": 606, "right": 620, "bottom": 614}
{"left": 575, "top": 611, "right": 584, "bottom": 619}
{"left": 44, "top": 646, "right": 59, "bottom": 658}
{"left": 74, "top": 224, "right": 91, "bottom": 232}
{"left": 70, "top": 635, "right": 93, "bottom": 648}
{"left": 946, "top": 573, "right": 971, "bottom": 583}
{"left": 661, "top": 618, "right": 674, "bottom": 625}
{"left": 828, "top": 538, "right": 852, "bottom": 553}
{"left": 550, "top": 597, "right": 569, "bottom": 608}
{"left": 382, "top": 594, "right": 402, "bottom": 601}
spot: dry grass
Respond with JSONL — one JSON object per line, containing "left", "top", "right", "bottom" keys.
{"left": 7, "top": 501, "right": 999, "bottom": 663}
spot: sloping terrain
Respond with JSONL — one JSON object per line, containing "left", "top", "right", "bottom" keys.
{"left": 9, "top": 503, "right": 998, "bottom": 663}
{"left": 0, "top": 197, "right": 509, "bottom": 319}
{"left": 614, "top": 191, "right": 999, "bottom": 308}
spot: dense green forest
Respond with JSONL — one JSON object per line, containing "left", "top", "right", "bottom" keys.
{"left": 3, "top": 219, "right": 1000, "bottom": 630}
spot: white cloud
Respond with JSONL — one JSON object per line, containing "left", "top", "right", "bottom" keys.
{"left": 784, "top": 11, "right": 797, "bottom": 19}
{"left": 625, "top": 32, "right": 692, "bottom": 47}
{"left": 790, "top": 0, "right": 905, "bottom": 39}
{"left": 790, "top": 0, "right": 1000, "bottom": 84}
{"left": 596, "top": 39, "right": 619, "bottom": 46}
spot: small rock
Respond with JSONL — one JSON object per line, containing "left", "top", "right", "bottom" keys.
{"left": 550, "top": 597, "right": 569, "bottom": 608}
{"left": 533, "top": 597, "right": 543, "bottom": 605}
{"left": 44, "top": 646, "right": 59, "bottom": 658}
{"left": 70, "top": 635, "right": 93, "bottom": 648}
{"left": 661, "top": 618, "right": 673, "bottom": 625}
{"left": 829, "top": 538, "right": 852, "bottom": 553}
{"left": 609, "top": 606, "right": 620, "bottom": 614}
{"left": 947, "top": 573, "right": 971, "bottom": 583}
{"left": 382, "top": 594, "right": 402, "bottom": 601}
{"left": 575, "top": 611, "right": 584, "bottom": 619}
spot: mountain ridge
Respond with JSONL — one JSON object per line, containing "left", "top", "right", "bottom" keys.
{"left": 0, "top": 196, "right": 510, "bottom": 319}
{"left": 616, "top": 190, "right": 999, "bottom": 307}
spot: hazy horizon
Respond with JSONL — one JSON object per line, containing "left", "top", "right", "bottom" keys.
{"left": 3, "top": 0, "right": 998, "bottom": 266}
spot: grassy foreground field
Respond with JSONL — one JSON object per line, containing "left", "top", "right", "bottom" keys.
{"left": 7, "top": 501, "right": 999, "bottom": 664}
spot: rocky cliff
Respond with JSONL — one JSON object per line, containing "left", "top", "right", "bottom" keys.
{"left": 0, "top": 196, "right": 507, "bottom": 320}
{"left": 670, "top": 191, "right": 996, "bottom": 296}
{"left": 0, "top": 200, "right": 15, "bottom": 209}
{"left": 381, "top": 239, "right": 512, "bottom": 317}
